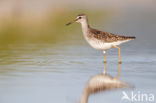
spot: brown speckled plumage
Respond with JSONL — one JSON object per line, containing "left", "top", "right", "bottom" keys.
{"left": 88, "top": 28, "right": 136, "bottom": 43}
{"left": 66, "top": 14, "right": 136, "bottom": 63}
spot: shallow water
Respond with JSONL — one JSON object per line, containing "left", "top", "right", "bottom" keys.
{"left": 0, "top": 40, "right": 156, "bottom": 103}
{"left": 0, "top": 7, "right": 156, "bottom": 103}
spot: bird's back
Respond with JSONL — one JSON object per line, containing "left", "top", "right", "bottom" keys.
{"left": 88, "top": 28, "right": 136, "bottom": 43}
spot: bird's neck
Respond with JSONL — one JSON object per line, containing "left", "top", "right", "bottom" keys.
{"left": 80, "top": 20, "right": 90, "bottom": 35}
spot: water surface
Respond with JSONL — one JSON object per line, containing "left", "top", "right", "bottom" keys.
{"left": 0, "top": 7, "right": 156, "bottom": 103}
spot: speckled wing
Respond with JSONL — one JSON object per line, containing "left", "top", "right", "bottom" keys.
{"left": 89, "top": 28, "right": 136, "bottom": 43}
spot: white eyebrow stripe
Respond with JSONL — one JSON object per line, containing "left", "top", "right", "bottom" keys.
{"left": 76, "top": 16, "right": 81, "bottom": 19}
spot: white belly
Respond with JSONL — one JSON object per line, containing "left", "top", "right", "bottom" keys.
{"left": 87, "top": 39, "right": 112, "bottom": 50}
{"left": 86, "top": 39, "right": 130, "bottom": 50}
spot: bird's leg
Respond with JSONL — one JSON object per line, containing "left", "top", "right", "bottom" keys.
{"left": 112, "top": 45, "right": 122, "bottom": 64}
{"left": 103, "top": 61, "right": 107, "bottom": 74}
{"left": 102, "top": 51, "right": 107, "bottom": 74}
{"left": 117, "top": 63, "right": 121, "bottom": 78}
{"left": 103, "top": 51, "right": 106, "bottom": 63}
{"left": 115, "top": 63, "right": 121, "bottom": 79}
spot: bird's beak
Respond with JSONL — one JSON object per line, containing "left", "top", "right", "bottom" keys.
{"left": 66, "top": 18, "right": 78, "bottom": 26}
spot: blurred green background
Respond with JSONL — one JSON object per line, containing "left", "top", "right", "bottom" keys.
{"left": 0, "top": 0, "right": 155, "bottom": 47}
{"left": 0, "top": 0, "right": 114, "bottom": 44}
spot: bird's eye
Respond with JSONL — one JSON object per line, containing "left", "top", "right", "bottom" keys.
{"left": 79, "top": 17, "right": 82, "bottom": 19}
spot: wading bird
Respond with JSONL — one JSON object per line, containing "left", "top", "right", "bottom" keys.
{"left": 66, "top": 14, "right": 136, "bottom": 63}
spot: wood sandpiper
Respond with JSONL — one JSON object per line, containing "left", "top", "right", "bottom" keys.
{"left": 66, "top": 14, "right": 136, "bottom": 64}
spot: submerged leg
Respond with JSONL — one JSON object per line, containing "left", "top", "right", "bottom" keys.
{"left": 115, "top": 63, "right": 121, "bottom": 79}
{"left": 103, "top": 51, "right": 106, "bottom": 63}
{"left": 118, "top": 63, "right": 121, "bottom": 78}
{"left": 112, "top": 45, "right": 122, "bottom": 64}
{"left": 103, "top": 62, "right": 107, "bottom": 74}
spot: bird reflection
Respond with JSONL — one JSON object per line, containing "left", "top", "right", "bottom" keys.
{"left": 80, "top": 63, "right": 129, "bottom": 103}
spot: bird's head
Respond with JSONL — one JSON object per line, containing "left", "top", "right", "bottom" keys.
{"left": 66, "top": 14, "right": 88, "bottom": 26}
